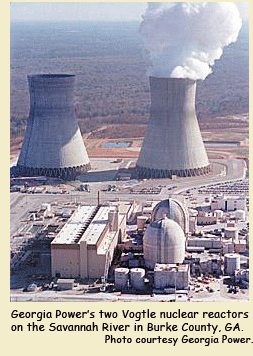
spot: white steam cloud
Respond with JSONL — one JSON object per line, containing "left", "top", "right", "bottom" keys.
{"left": 140, "top": 2, "right": 242, "bottom": 80}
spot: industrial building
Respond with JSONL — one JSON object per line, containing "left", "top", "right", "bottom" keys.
{"left": 185, "top": 252, "right": 221, "bottom": 275}
{"left": 187, "top": 237, "right": 222, "bottom": 250}
{"left": 211, "top": 195, "right": 246, "bottom": 211}
{"left": 51, "top": 203, "right": 132, "bottom": 279}
{"left": 17, "top": 74, "right": 91, "bottom": 179}
{"left": 196, "top": 211, "right": 218, "bottom": 225}
{"left": 137, "top": 77, "right": 210, "bottom": 178}
{"left": 154, "top": 263, "right": 190, "bottom": 290}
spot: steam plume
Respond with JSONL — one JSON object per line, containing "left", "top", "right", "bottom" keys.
{"left": 140, "top": 2, "right": 242, "bottom": 80}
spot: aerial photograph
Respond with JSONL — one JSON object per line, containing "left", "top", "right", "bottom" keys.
{"left": 10, "top": 2, "right": 249, "bottom": 302}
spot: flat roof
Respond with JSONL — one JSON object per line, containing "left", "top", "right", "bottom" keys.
{"left": 97, "top": 231, "right": 116, "bottom": 255}
{"left": 52, "top": 205, "right": 97, "bottom": 245}
{"left": 79, "top": 206, "right": 110, "bottom": 246}
{"left": 223, "top": 195, "right": 246, "bottom": 200}
{"left": 154, "top": 263, "right": 189, "bottom": 272}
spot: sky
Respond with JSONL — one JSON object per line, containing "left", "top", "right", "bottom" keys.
{"left": 10, "top": 2, "right": 249, "bottom": 22}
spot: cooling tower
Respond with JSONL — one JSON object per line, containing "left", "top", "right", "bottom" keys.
{"left": 137, "top": 77, "right": 210, "bottom": 178}
{"left": 17, "top": 74, "right": 91, "bottom": 178}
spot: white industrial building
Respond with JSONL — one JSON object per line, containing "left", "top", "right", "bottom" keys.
{"left": 196, "top": 211, "right": 218, "bottom": 225}
{"left": 185, "top": 252, "right": 221, "bottom": 275}
{"left": 187, "top": 237, "right": 222, "bottom": 250}
{"left": 211, "top": 195, "right": 246, "bottom": 211}
{"left": 154, "top": 263, "right": 190, "bottom": 290}
{"left": 51, "top": 203, "right": 132, "bottom": 279}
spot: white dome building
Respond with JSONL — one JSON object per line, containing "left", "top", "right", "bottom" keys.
{"left": 151, "top": 198, "right": 189, "bottom": 234}
{"left": 143, "top": 217, "right": 186, "bottom": 269}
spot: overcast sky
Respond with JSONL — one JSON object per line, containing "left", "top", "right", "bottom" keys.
{"left": 10, "top": 2, "right": 249, "bottom": 22}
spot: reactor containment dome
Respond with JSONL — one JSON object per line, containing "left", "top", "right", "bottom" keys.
{"left": 17, "top": 74, "right": 91, "bottom": 179}
{"left": 143, "top": 217, "right": 186, "bottom": 269}
{"left": 137, "top": 77, "right": 210, "bottom": 178}
{"left": 151, "top": 198, "right": 189, "bottom": 235}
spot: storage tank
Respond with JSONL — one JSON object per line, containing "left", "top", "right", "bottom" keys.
{"left": 114, "top": 268, "right": 129, "bottom": 290}
{"left": 224, "top": 227, "right": 238, "bottom": 241}
{"left": 224, "top": 253, "right": 240, "bottom": 275}
{"left": 234, "top": 210, "right": 246, "bottom": 221}
{"left": 137, "top": 77, "right": 210, "bottom": 178}
{"left": 130, "top": 268, "right": 145, "bottom": 290}
{"left": 16, "top": 74, "right": 91, "bottom": 179}
{"left": 143, "top": 217, "right": 185, "bottom": 269}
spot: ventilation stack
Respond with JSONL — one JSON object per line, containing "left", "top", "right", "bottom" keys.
{"left": 17, "top": 74, "right": 91, "bottom": 179}
{"left": 137, "top": 77, "right": 210, "bottom": 178}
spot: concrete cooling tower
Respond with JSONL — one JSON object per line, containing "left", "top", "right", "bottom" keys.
{"left": 17, "top": 74, "right": 91, "bottom": 179}
{"left": 137, "top": 77, "right": 210, "bottom": 178}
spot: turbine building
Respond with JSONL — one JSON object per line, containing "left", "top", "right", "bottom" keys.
{"left": 137, "top": 77, "right": 210, "bottom": 178}
{"left": 17, "top": 74, "right": 90, "bottom": 179}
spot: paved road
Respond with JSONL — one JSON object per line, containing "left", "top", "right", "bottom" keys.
{"left": 10, "top": 288, "right": 248, "bottom": 303}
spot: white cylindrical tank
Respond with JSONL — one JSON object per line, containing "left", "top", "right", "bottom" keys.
{"left": 234, "top": 210, "right": 246, "bottom": 221}
{"left": 143, "top": 217, "right": 185, "bottom": 269}
{"left": 114, "top": 268, "right": 129, "bottom": 290}
{"left": 130, "top": 268, "right": 145, "bottom": 290}
{"left": 214, "top": 210, "right": 223, "bottom": 218}
{"left": 224, "top": 227, "right": 238, "bottom": 241}
{"left": 137, "top": 216, "right": 148, "bottom": 230}
{"left": 224, "top": 253, "right": 240, "bottom": 275}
